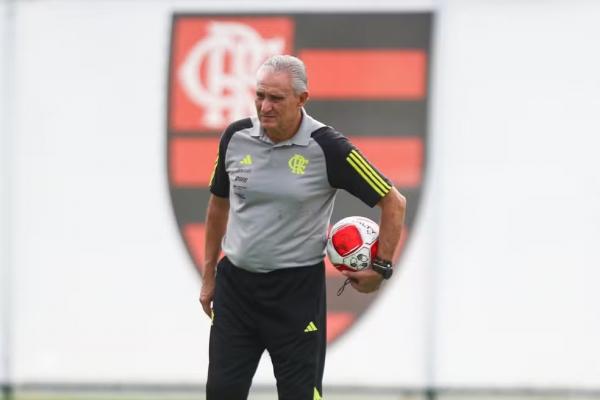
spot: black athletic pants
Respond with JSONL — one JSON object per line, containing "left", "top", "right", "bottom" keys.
{"left": 206, "top": 256, "right": 326, "bottom": 400}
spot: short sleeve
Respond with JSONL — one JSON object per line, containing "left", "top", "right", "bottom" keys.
{"left": 209, "top": 118, "right": 253, "bottom": 198}
{"left": 209, "top": 138, "right": 229, "bottom": 197}
{"left": 311, "top": 127, "right": 393, "bottom": 207}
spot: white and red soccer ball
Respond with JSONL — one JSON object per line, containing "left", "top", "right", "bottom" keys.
{"left": 326, "top": 216, "right": 379, "bottom": 272}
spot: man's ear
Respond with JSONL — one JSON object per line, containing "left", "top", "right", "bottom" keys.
{"left": 298, "top": 91, "right": 309, "bottom": 107}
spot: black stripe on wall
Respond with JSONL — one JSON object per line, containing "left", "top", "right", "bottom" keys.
{"left": 294, "top": 13, "right": 432, "bottom": 49}
{"left": 170, "top": 188, "right": 212, "bottom": 224}
{"left": 306, "top": 100, "right": 427, "bottom": 137}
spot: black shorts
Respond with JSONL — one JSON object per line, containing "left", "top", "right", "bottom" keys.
{"left": 207, "top": 256, "right": 326, "bottom": 400}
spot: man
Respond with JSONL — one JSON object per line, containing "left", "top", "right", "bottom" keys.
{"left": 200, "top": 55, "right": 406, "bottom": 400}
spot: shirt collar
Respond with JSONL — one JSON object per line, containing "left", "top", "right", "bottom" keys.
{"left": 250, "top": 109, "right": 324, "bottom": 147}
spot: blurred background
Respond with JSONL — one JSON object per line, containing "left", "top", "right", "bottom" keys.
{"left": 1, "top": 0, "right": 600, "bottom": 399}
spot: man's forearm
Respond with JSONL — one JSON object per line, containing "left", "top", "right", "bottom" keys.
{"left": 203, "top": 195, "right": 229, "bottom": 279}
{"left": 377, "top": 188, "right": 406, "bottom": 261}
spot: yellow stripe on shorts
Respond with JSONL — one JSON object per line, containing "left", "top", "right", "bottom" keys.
{"left": 314, "top": 387, "right": 322, "bottom": 400}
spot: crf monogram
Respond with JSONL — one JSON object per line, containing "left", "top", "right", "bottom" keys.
{"left": 178, "top": 22, "right": 284, "bottom": 129}
{"left": 288, "top": 154, "right": 309, "bottom": 175}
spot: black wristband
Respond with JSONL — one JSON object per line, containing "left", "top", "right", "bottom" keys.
{"left": 371, "top": 257, "right": 393, "bottom": 280}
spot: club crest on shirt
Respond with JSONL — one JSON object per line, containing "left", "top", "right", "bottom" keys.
{"left": 288, "top": 154, "right": 309, "bottom": 175}
{"left": 167, "top": 13, "right": 432, "bottom": 345}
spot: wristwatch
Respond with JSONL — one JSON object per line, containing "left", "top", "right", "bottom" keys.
{"left": 371, "top": 257, "right": 393, "bottom": 280}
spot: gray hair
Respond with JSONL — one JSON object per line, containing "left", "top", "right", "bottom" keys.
{"left": 257, "top": 55, "right": 308, "bottom": 94}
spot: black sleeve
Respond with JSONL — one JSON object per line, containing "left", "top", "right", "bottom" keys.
{"left": 311, "top": 127, "right": 393, "bottom": 208}
{"left": 209, "top": 118, "right": 253, "bottom": 198}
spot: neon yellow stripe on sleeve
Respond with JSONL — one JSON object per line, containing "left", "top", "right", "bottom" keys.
{"left": 346, "top": 156, "right": 386, "bottom": 197}
{"left": 349, "top": 150, "right": 391, "bottom": 191}
{"left": 347, "top": 152, "right": 390, "bottom": 196}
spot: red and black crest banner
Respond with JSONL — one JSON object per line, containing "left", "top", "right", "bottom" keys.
{"left": 167, "top": 13, "right": 432, "bottom": 343}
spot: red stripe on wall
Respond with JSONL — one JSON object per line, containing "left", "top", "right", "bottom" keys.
{"left": 326, "top": 312, "right": 355, "bottom": 343}
{"left": 299, "top": 49, "right": 427, "bottom": 99}
{"left": 170, "top": 138, "right": 220, "bottom": 186}
{"left": 350, "top": 136, "right": 423, "bottom": 187}
{"left": 171, "top": 137, "right": 422, "bottom": 188}
{"left": 184, "top": 223, "right": 224, "bottom": 276}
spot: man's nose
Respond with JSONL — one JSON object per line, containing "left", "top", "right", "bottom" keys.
{"left": 261, "top": 99, "right": 272, "bottom": 112}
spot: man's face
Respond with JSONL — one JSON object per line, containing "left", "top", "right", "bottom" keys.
{"left": 255, "top": 69, "right": 307, "bottom": 136}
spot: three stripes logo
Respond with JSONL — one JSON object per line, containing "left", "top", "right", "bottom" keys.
{"left": 304, "top": 321, "right": 318, "bottom": 333}
{"left": 167, "top": 13, "right": 431, "bottom": 346}
{"left": 240, "top": 154, "right": 253, "bottom": 165}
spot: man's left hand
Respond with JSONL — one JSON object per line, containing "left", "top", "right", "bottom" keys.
{"left": 341, "top": 268, "right": 384, "bottom": 293}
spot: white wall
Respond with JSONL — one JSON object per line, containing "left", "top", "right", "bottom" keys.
{"left": 0, "top": 0, "right": 7, "bottom": 386}
{"left": 1, "top": 0, "right": 14, "bottom": 385}
{"left": 11, "top": 1, "right": 206, "bottom": 383}
{"left": 433, "top": 0, "right": 600, "bottom": 388}
{"left": 4, "top": 0, "right": 600, "bottom": 391}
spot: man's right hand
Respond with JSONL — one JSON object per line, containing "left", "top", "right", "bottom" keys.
{"left": 199, "top": 277, "right": 216, "bottom": 318}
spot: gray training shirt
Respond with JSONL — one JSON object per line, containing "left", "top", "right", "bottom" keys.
{"left": 210, "top": 110, "right": 392, "bottom": 273}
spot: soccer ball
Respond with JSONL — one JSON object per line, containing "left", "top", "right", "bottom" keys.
{"left": 326, "top": 216, "right": 379, "bottom": 272}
